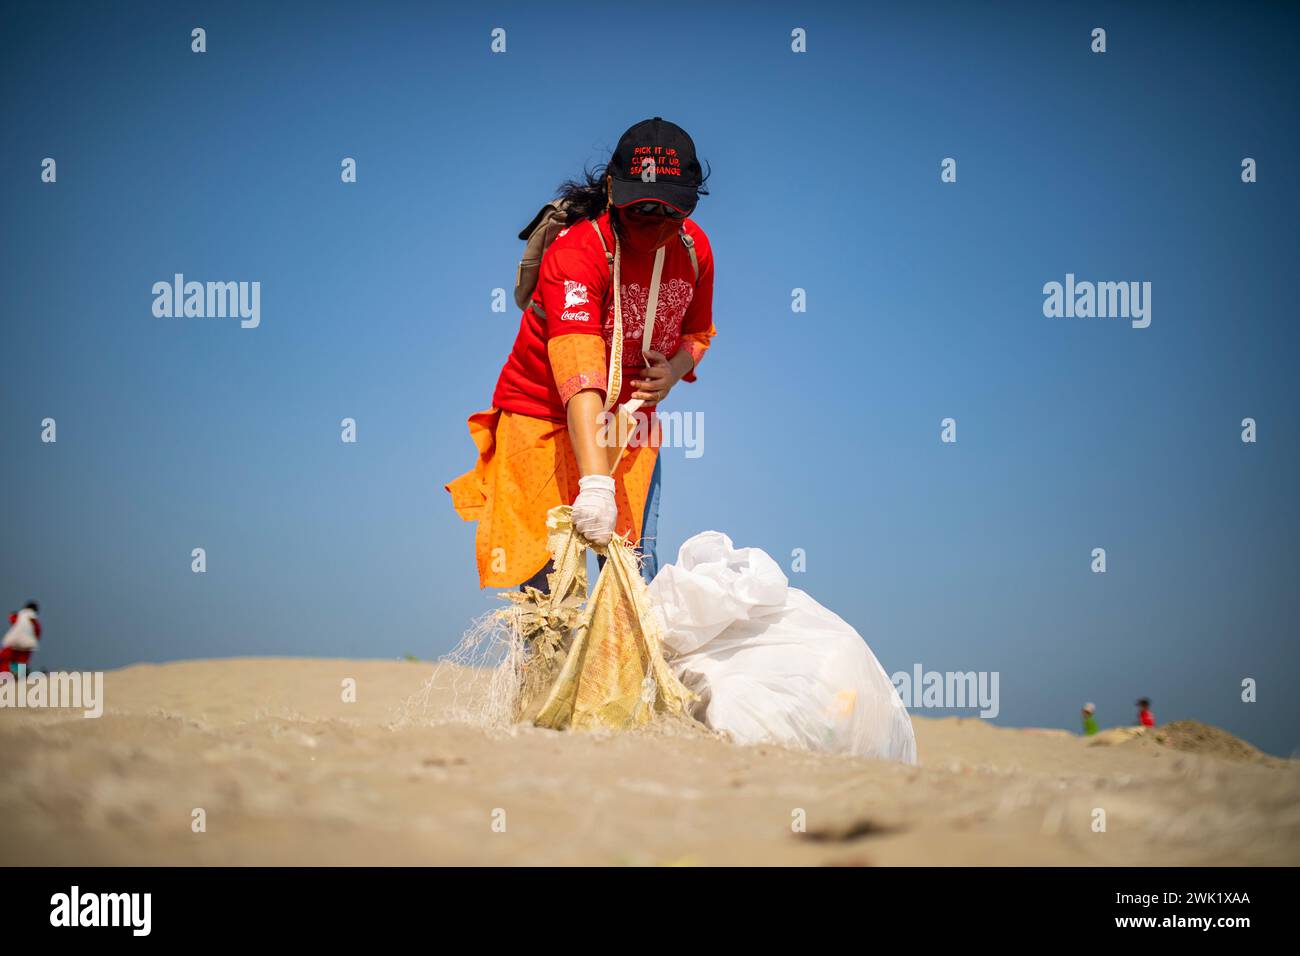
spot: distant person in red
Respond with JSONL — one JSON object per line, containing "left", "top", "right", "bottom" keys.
{"left": 0, "top": 601, "right": 41, "bottom": 677}
{"left": 1135, "top": 697, "right": 1155, "bottom": 727}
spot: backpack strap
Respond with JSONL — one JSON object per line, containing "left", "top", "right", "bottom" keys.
{"left": 590, "top": 219, "right": 614, "bottom": 274}
{"left": 680, "top": 230, "right": 698, "bottom": 281}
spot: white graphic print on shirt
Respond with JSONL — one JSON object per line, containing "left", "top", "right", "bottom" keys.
{"left": 564, "top": 281, "right": 589, "bottom": 308}
{"left": 603, "top": 278, "right": 694, "bottom": 358}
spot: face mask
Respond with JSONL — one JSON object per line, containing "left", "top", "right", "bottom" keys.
{"left": 618, "top": 211, "right": 680, "bottom": 253}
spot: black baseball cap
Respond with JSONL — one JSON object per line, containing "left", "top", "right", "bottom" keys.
{"left": 608, "top": 117, "right": 703, "bottom": 215}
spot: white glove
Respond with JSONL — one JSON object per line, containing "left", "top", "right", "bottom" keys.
{"left": 572, "top": 474, "right": 617, "bottom": 546}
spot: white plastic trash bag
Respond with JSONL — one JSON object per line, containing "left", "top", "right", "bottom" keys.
{"left": 648, "top": 531, "right": 917, "bottom": 763}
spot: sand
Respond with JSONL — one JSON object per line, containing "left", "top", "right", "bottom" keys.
{"left": 1, "top": 658, "right": 1297, "bottom": 866}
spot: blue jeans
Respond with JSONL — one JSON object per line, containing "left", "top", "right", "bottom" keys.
{"left": 639, "top": 452, "right": 662, "bottom": 581}
{"left": 521, "top": 454, "right": 662, "bottom": 593}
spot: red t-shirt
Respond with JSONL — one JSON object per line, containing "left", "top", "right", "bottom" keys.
{"left": 492, "top": 212, "right": 715, "bottom": 422}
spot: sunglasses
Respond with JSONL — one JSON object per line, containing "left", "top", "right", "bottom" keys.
{"left": 624, "top": 201, "right": 689, "bottom": 220}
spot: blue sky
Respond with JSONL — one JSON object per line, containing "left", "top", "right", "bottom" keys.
{"left": 2, "top": 1, "right": 1297, "bottom": 754}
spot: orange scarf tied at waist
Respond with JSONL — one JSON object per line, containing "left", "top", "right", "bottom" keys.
{"left": 446, "top": 408, "right": 658, "bottom": 588}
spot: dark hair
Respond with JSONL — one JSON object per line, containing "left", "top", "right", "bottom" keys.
{"left": 24, "top": 601, "right": 38, "bottom": 613}
{"left": 555, "top": 156, "right": 711, "bottom": 236}
{"left": 556, "top": 162, "right": 613, "bottom": 223}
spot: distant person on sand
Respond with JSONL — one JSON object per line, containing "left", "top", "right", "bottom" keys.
{"left": 1081, "top": 702, "right": 1098, "bottom": 736}
{"left": 1136, "top": 697, "right": 1156, "bottom": 727}
{"left": 1, "top": 601, "right": 41, "bottom": 677}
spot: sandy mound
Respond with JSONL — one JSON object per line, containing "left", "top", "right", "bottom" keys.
{"left": 1092, "top": 721, "right": 1278, "bottom": 765}
{"left": 2, "top": 660, "right": 1298, "bottom": 866}
{"left": 1150, "top": 720, "right": 1276, "bottom": 764}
